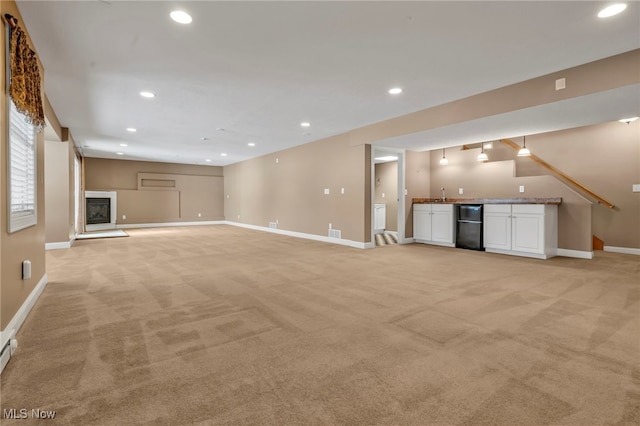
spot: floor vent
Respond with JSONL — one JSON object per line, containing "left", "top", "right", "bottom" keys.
{"left": 269, "top": 222, "right": 277, "bottom": 229}
{"left": 328, "top": 229, "right": 341, "bottom": 239}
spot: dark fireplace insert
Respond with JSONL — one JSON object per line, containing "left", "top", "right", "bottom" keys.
{"left": 86, "top": 197, "right": 111, "bottom": 225}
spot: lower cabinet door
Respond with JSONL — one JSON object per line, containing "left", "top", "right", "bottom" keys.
{"left": 484, "top": 212, "right": 511, "bottom": 250}
{"left": 512, "top": 214, "right": 544, "bottom": 254}
{"left": 431, "top": 208, "right": 454, "bottom": 244}
{"left": 413, "top": 209, "right": 431, "bottom": 241}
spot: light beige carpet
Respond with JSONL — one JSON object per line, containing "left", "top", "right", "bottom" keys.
{"left": 1, "top": 225, "right": 638, "bottom": 425}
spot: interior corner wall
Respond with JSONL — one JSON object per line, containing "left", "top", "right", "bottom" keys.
{"left": 223, "top": 133, "right": 369, "bottom": 243}
{"left": 1, "top": 0, "right": 47, "bottom": 329}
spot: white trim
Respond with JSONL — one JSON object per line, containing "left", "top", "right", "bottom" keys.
{"left": 402, "top": 238, "right": 415, "bottom": 244}
{"left": 604, "top": 246, "right": 640, "bottom": 256}
{"left": 117, "top": 221, "right": 226, "bottom": 229}
{"left": 45, "top": 239, "right": 74, "bottom": 250}
{"left": 227, "top": 221, "right": 369, "bottom": 249}
{"left": 556, "top": 248, "right": 594, "bottom": 259}
{"left": 485, "top": 248, "right": 550, "bottom": 260}
{"left": 0, "top": 273, "right": 48, "bottom": 375}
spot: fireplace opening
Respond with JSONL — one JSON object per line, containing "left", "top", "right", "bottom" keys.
{"left": 86, "top": 198, "right": 111, "bottom": 225}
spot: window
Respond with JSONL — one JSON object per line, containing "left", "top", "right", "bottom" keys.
{"left": 8, "top": 99, "right": 37, "bottom": 233}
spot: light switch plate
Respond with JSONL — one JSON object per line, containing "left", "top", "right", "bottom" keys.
{"left": 633, "top": 184, "right": 640, "bottom": 192}
{"left": 555, "top": 78, "right": 566, "bottom": 90}
{"left": 458, "top": 188, "right": 463, "bottom": 195}
{"left": 341, "top": 187, "right": 345, "bottom": 194}
{"left": 519, "top": 185, "right": 525, "bottom": 193}
{"left": 324, "top": 188, "right": 330, "bottom": 195}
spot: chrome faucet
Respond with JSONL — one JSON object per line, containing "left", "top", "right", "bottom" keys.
{"left": 441, "top": 187, "right": 446, "bottom": 202}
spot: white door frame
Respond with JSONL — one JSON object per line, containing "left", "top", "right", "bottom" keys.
{"left": 371, "top": 147, "right": 406, "bottom": 246}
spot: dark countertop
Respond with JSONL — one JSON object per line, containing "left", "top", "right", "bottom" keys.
{"left": 412, "top": 197, "right": 562, "bottom": 205}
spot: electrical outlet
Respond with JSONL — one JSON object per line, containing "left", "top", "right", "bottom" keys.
{"left": 458, "top": 188, "right": 463, "bottom": 195}
{"left": 555, "top": 78, "right": 566, "bottom": 90}
{"left": 324, "top": 188, "right": 330, "bottom": 195}
{"left": 519, "top": 185, "right": 525, "bottom": 193}
{"left": 198, "top": 213, "right": 202, "bottom": 217}
{"left": 341, "top": 187, "right": 345, "bottom": 194}
{"left": 226, "top": 194, "right": 230, "bottom": 199}
{"left": 329, "top": 223, "right": 332, "bottom": 229}
{"left": 276, "top": 158, "right": 279, "bottom": 163}
{"left": 633, "top": 184, "right": 640, "bottom": 192}
{"left": 122, "top": 214, "right": 126, "bottom": 220}
{"left": 382, "top": 192, "right": 385, "bottom": 198}
{"left": 404, "top": 189, "right": 408, "bottom": 196}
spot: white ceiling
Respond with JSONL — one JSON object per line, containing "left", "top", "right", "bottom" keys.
{"left": 17, "top": 1, "right": 640, "bottom": 166}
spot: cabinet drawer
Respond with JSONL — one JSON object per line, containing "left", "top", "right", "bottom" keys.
{"left": 484, "top": 204, "right": 511, "bottom": 214}
{"left": 512, "top": 204, "right": 545, "bottom": 214}
{"left": 431, "top": 203, "right": 454, "bottom": 213}
{"left": 413, "top": 204, "right": 431, "bottom": 212}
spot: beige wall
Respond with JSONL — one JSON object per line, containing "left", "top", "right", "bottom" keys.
{"left": 404, "top": 150, "right": 431, "bottom": 238}
{"left": 374, "top": 162, "right": 398, "bottom": 232}
{"left": 44, "top": 140, "right": 72, "bottom": 244}
{"left": 84, "top": 158, "right": 224, "bottom": 224}
{"left": 1, "top": 0, "right": 47, "bottom": 329}
{"left": 224, "top": 133, "right": 370, "bottom": 243}
{"left": 516, "top": 121, "right": 640, "bottom": 249}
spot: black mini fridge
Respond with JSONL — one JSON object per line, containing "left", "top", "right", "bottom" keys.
{"left": 456, "top": 205, "right": 484, "bottom": 250}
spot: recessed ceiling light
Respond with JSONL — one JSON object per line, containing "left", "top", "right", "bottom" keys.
{"left": 388, "top": 88, "right": 403, "bottom": 95}
{"left": 116, "top": 152, "right": 124, "bottom": 156}
{"left": 221, "top": 153, "right": 228, "bottom": 157}
{"left": 300, "top": 122, "right": 311, "bottom": 127}
{"left": 598, "top": 3, "right": 627, "bottom": 18}
{"left": 619, "top": 117, "right": 638, "bottom": 124}
{"left": 205, "top": 159, "right": 212, "bottom": 162}
{"left": 170, "top": 10, "right": 192, "bottom": 24}
{"left": 248, "top": 142, "right": 256, "bottom": 147}
{"left": 120, "top": 143, "right": 128, "bottom": 147}
{"left": 140, "top": 91, "right": 156, "bottom": 98}
{"left": 126, "top": 128, "right": 136, "bottom": 132}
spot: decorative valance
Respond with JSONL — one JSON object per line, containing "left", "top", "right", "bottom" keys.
{"left": 4, "top": 14, "right": 45, "bottom": 132}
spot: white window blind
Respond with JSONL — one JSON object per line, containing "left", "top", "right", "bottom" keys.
{"left": 8, "top": 99, "right": 37, "bottom": 232}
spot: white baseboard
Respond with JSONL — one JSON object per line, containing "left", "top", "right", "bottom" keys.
{"left": 227, "top": 221, "right": 369, "bottom": 249}
{"left": 556, "top": 248, "right": 594, "bottom": 259}
{"left": 0, "top": 273, "right": 48, "bottom": 375}
{"left": 604, "top": 246, "right": 640, "bottom": 256}
{"left": 45, "top": 239, "right": 75, "bottom": 250}
{"left": 401, "top": 238, "right": 415, "bottom": 244}
{"left": 117, "top": 220, "right": 226, "bottom": 229}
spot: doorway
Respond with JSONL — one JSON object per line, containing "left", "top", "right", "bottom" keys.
{"left": 371, "top": 149, "right": 405, "bottom": 247}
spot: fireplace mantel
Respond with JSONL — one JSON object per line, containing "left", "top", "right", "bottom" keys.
{"left": 85, "top": 191, "right": 117, "bottom": 231}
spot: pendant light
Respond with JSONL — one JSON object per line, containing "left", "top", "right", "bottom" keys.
{"left": 517, "top": 136, "right": 531, "bottom": 157}
{"left": 477, "top": 142, "right": 488, "bottom": 162}
{"left": 439, "top": 148, "right": 449, "bottom": 165}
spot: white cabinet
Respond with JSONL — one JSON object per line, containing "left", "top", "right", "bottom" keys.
{"left": 413, "top": 204, "right": 455, "bottom": 247}
{"left": 484, "top": 204, "right": 557, "bottom": 259}
{"left": 374, "top": 204, "right": 386, "bottom": 231}
{"left": 484, "top": 204, "right": 511, "bottom": 250}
